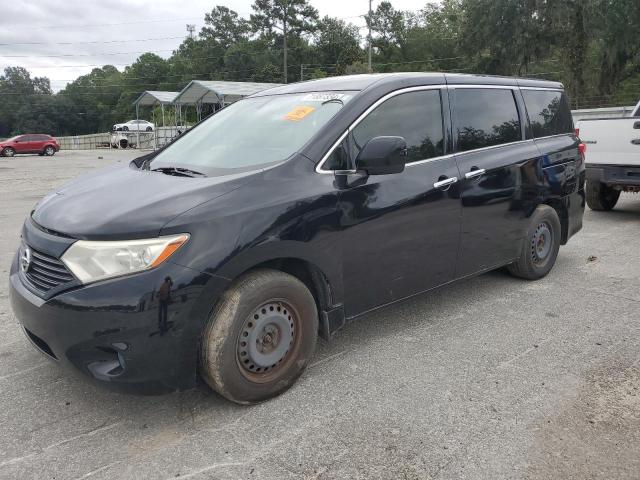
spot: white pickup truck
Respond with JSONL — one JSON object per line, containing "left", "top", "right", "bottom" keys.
{"left": 577, "top": 100, "right": 640, "bottom": 210}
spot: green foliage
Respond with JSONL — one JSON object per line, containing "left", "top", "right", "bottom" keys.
{"left": 1, "top": 0, "right": 639, "bottom": 137}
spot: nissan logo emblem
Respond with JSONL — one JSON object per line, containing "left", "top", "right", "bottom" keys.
{"left": 20, "top": 246, "right": 32, "bottom": 273}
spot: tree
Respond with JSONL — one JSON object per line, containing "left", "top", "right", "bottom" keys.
{"left": 201, "top": 6, "right": 250, "bottom": 49}
{"left": 366, "top": 1, "right": 408, "bottom": 67}
{"left": 250, "top": 0, "right": 319, "bottom": 83}
{"left": 460, "top": 0, "right": 551, "bottom": 75}
{"left": 314, "top": 17, "right": 362, "bottom": 74}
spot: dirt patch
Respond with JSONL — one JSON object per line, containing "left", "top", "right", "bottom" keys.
{"left": 528, "top": 362, "right": 640, "bottom": 479}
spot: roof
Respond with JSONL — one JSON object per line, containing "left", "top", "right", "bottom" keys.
{"left": 251, "top": 72, "right": 564, "bottom": 97}
{"left": 132, "top": 91, "right": 180, "bottom": 107}
{"left": 173, "top": 80, "right": 284, "bottom": 105}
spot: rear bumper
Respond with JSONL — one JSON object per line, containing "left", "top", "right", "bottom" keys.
{"left": 586, "top": 164, "right": 640, "bottom": 186}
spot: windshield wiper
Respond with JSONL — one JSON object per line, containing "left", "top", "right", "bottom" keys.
{"left": 150, "top": 167, "right": 206, "bottom": 178}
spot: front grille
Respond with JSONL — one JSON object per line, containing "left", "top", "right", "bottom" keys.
{"left": 25, "top": 248, "right": 74, "bottom": 294}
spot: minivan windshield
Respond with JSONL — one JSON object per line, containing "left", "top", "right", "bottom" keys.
{"left": 151, "top": 92, "right": 355, "bottom": 175}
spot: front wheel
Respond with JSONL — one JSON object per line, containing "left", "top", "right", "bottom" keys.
{"left": 200, "top": 269, "right": 318, "bottom": 404}
{"left": 122, "top": 126, "right": 129, "bottom": 131}
{"left": 146, "top": 126, "right": 152, "bottom": 132}
{"left": 508, "top": 205, "right": 561, "bottom": 280}
{"left": 586, "top": 179, "right": 620, "bottom": 211}
{"left": 2, "top": 147, "right": 15, "bottom": 157}
{"left": 44, "top": 146, "right": 55, "bottom": 156}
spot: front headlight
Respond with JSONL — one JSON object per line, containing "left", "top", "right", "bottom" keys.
{"left": 61, "top": 234, "right": 189, "bottom": 284}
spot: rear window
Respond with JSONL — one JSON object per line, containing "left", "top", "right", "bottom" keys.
{"left": 522, "top": 90, "right": 573, "bottom": 138}
{"left": 453, "top": 89, "right": 522, "bottom": 152}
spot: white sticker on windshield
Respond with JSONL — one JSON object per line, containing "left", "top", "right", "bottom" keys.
{"left": 302, "top": 92, "right": 346, "bottom": 102}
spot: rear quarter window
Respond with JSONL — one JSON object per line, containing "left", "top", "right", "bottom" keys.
{"left": 453, "top": 88, "right": 522, "bottom": 152}
{"left": 522, "top": 90, "right": 574, "bottom": 138}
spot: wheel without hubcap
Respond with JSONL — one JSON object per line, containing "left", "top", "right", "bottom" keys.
{"left": 236, "top": 300, "right": 299, "bottom": 381}
{"left": 200, "top": 269, "right": 318, "bottom": 404}
{"left": 508, "top": 205, "right": 561, "bottom": 280}
{"left": 531, "top": 222, "right": 553, "bottom": 267}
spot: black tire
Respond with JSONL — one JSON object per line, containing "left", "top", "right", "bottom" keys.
{"left": 200, "top": 269, "right": 318, "bottom": 404}
{"left": 508, "top": 205, "right": 561, "bottom": 280}
{"left": 122, "top": 126, "right": 129, "bottom": 131}
{"left": 146, "top": 126, "right": 152, "bottom": 132}
{"left": 44, "top": 146, "right": 55, "bottom": 156}
{"left": 586, "top": 179, "right": 620, "bottom": 211}
{"left": 2, "top": 147, "right": 15, "bottom": 157}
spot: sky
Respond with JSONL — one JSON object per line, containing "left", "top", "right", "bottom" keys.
{"left": 0, "top": 0, "right": 431, "bottom": 91}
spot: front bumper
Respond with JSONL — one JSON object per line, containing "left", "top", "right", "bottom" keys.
{"left": 9, "top": 233, "right": 230, "bottom": 394}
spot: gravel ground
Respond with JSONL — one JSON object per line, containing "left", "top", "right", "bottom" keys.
{"left": 1, "top": 150, "right": 639, "bottom": 480}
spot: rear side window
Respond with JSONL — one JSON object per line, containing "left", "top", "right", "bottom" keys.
{"left": 522, "top": 90, "right": 573, "bottom": 138}
{"left": 323, "top": 89, "right": 445, "bottom": 170}
{"left": 453, "top": 88, "right": 522, "bottom": 152}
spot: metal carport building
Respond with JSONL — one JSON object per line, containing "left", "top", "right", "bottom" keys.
{"left": 173, "top": 80, "right": 283, "bottom": 121}
{"left": 132, "top": 90, "right": 180, "bottom": 127}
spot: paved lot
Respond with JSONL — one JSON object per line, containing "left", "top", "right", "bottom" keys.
{"left": 1, "top": 150, "right": 639, "bottom": 480}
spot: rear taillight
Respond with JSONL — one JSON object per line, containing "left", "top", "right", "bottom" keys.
{"left": 578, "top": 143, "right": 586, "bottom": 164}
{"left": 575, "top": 127, "right": 580, "bottom": 137}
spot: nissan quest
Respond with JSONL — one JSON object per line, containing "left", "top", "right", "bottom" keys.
{"left": 9, "top": 73, "right": 586, "bottom": 404}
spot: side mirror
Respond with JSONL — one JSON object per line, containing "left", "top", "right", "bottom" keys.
{"left": 355, "top": 136, "right": 408, "bottom": 175}
{"left": 633, "top": 121, "right": 640, "bottom": 130}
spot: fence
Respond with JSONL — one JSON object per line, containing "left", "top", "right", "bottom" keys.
{"left": 57, "top": 126, "right": 189, "bottom": 151}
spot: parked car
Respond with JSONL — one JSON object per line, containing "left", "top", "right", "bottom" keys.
{"left": 112, "top": 120, "right": 154, "bottom": 132}
{"left": 0, "top": 134, "right": 59, "bottom": 157}
{"left": 9, "top": 73, "right": 585, "bottom": 404}
{"left": 576, "top": 101, "right": 640, "bottom": 210}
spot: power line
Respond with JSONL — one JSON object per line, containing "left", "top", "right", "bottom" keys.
{"left": 0, "top": 49, "right": 178, "bottom": 59}
{"left": 2, "top": 17, "right": 202, "bottom": 31}
{"left": 0, "top": 36, "right": 186, "bottom": 47}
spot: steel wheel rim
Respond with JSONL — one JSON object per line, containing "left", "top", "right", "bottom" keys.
{"left": 236, "top": 299, "right": 299, "bottom": 383}
{"left": 531, "top": 222, "right": 553, "bottom": 265}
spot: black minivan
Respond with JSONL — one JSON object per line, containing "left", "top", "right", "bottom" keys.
{"left": 10, "top": 73, "right": 585, "bottom": 404}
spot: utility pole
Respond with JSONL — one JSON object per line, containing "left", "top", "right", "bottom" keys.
{"left": 368, "top": 0, "right": 373, "bottom": 73}
{"left": 186, "top": 24, "right": 195, "bottom": 40}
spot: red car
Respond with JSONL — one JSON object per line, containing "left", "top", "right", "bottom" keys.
{"left": 0, "top": 134, "right": 60, "bottom": 157}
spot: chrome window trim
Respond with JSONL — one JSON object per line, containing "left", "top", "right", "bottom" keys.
{"left": 315, "top": 85, "right": 447, "bottom": 174}
{"left": 448, "top": 84, "right": 518, "bottom": 90}
{"left": 520, "top": 86, "right": 564, "bottom": 92}
{"left": 531, "top": 132, "right": 575, "bottom": 141}
{"left": 455, "top": 139, "right": 534, "bottom": 157}
{"left": 315, "top": 83, "right": 565, "bottom": 174}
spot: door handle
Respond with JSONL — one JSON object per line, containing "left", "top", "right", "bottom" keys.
{"left": 433, "top": 177, "right": 458, "bottom": 189}
{"left": 465, "top": 168, "right": 486, "bottom": 179}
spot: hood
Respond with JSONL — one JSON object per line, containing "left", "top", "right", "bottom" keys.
{"left": 32, "top": 163, "right": 256, "bottom": 240}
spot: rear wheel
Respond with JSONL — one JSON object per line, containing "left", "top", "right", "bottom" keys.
{"left": 44, "top": 146, "right": 55, "bottom": 156}
{"left": 200, "top": 269, "right": 318, "bottom": 404}
{"left": 2, "top": 147, "right": 15, "bottom": 157}
{"left": 146, "top": 126, "right": 152, "bottom": 132}
{"left": 508, "top": 205, "right": 561, "bottom": 280}
{"left": 586, "top": 179, "right": 620, "bottom": 211}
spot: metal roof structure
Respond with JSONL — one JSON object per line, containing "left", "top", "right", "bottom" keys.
{"left": 132, "top": 91, "right": 180, "bottom": 107}
{"left": 173, "top": 80, "right": 283, "bottom": 105}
